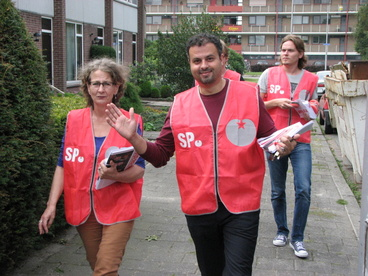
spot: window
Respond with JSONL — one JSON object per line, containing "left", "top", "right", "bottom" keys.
{"left": 146, "top": 35, "right": 159, "bottom": 41}
{"left": 223, "top": 0, "right": 237, "bottom": 6}
{"left": 228, "top": 35, "right": 241, "bottom": 44}
{"left": 249, "top": 16, "right": 266, "bottom": 26}
{"left": 249, "top": 0, "right": 266, "bottom": 5}
{"left": 313, "top": 15, "right": 330, "bottom": 24}
{"left": 224, "top": 16, "right": 238, "bottom": 25}
{"left": 314, "top": 0, "right": 330, "bottom": 3}
{"left": 301, "top": 35, "right": 309, "bottom": 43}
{"left": 146, "top": 16, "right": 162, "bottom": 25}
{"left": 146, "top": 0, "right": 162, "bottom": 4}
{"left": 294, "top": 0, "right": 310, "bottom": 3}
{"left": 292, "top": 16, "right": 309, "bottom": 24}
{"left": 132, "top": 33, "right": 137, "bottom": 64}
{"left": 66, "top": 22, "right": 83, "bottom": 82}
{"left": 249, "top": 35, "right": 265, "bottom": 46}
{"left": 95, "top": 27, "right": 104, "bottom": 45}
{"left": 312, "top": 35, "right": 329, "bottom": 44}
{"left": 187, "top": 0, "right": 203, "bottom": 5}
{"left": 42, "top": 18, "right": 52, "bottom": 82}
{"left": 113, "top": 31, "right": 123, "bottom": 64}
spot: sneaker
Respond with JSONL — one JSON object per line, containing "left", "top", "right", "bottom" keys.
{"left": 290, "top": 241, "right": 308, "bottom": 258}
{"left": 273, "top": 234, "right": 287, "bottom": 247}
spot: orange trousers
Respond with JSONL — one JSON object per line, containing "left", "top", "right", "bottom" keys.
{"left": 76, "top": 212, "right": 134, "bottom": 276}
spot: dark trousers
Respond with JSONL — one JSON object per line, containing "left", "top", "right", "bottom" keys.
{"left": 185, "top": 202, "right": 260, "bottom": 276}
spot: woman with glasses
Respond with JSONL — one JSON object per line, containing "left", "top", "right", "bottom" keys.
{"left": 38, "top": 58, "right": 145, "bottom": 275}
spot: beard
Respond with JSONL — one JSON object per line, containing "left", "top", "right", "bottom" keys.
{"left": 198, "top": 69, "right": 215, "bottom": 84}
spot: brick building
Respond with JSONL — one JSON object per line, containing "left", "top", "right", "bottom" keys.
{"left": 145, "top": 0, "right": 366, "bottom": 67}
{"left": 13, "top": 0, "right": 144, "bottom": 92}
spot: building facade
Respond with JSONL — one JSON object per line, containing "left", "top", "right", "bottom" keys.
{"left": 145, "top": 0, "right": 366, "bottom": 66}
{"left": 13, "top": 0, "right": 144, "bottom": 92}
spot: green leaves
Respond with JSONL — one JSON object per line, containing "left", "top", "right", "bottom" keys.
{"left": 155, "top": 13, "right": 226, "bottom": 94}
{"left": 354, "top": 4, "right": 368, "bottom": 59}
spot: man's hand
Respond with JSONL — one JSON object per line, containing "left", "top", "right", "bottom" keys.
{"left": 106, "top": 104, "right": 137, "bottom": 141}
{"left": 270, "top": 134, "right": 300, "bottom": 160}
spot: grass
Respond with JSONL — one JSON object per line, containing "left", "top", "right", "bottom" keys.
{"left": 244, "top": 71, "right": 263, "bottom": 76}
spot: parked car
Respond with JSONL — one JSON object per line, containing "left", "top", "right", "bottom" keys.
{"left": 256, "top": 60, "right": 268, "bottom": 65}
{"left": 313, "top": 61, "right": 325, "bottom": 67}
{"left": 316, "top": 70, "right": 331, "bottom": 98}
{"left": 318, "top": 93, "right": 336, "bottom": 134}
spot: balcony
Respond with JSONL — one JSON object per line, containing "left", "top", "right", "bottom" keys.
{"left": 145, "top": 3, "right": 360, "bottom": 15}
{"left": 241, "top": 3, "right": 359, "bottom": 14}
{"left": 222, "top": 25, "right": 242, "bottom": 32}
{"left": 208, "top": 5, "right": 242, "bottom": 12}
{"left": 228, "top": 44, "right": 242, "bottom": 53}
{"left": 241, "top": 43, "right": 356, "bottom": 55}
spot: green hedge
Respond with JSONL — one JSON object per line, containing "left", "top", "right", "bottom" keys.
{"left": 160, "top": 85, "right": 172, "bottom": 98}
{"left": 120, "top": 82, "right": 144, "bottom": 114}
{"left": 90, "top": 45, "right": 116, "bottom": 59}
{"left": 0, "top": 1, "right": 67, "bottom": 273}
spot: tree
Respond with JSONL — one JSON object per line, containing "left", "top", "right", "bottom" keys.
{"left": 156, "top": 13, "right": 226, "bottom": 93}
{"left": 0, "top": 0, "right": 59, "bottom": 272}
{"left": 354, "top": 4, "right": 368, "bottom": 59}
{"left": 227, "top": 48, "right": 246, "bottom": 75}
{"left": 129, "top": 40, "right": 159, "bottom": 85}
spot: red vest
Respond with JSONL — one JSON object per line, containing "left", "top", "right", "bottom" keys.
{"left": 264, "top": 66, "right": 318, "bottom": 143}
{"left": 224, "top": 69, "right": 241, "bottom": 80}
{"left": 170, "top": 81, "right": 265, "bottom": 215}
{"left": 63, "top": 108, "right": 143, "bottom": 226}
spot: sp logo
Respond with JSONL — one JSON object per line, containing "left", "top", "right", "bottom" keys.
{"left": 177, "top": 132, "right": 202, "bottom": 148}
{"left": 65, "top": 147, "right": 85, "bottom": 163}
{"left": 269, "top": 84, "right": 284, "bottom": 95}
{"left": 226, "top": 119, "right": 256, "bottom": 146}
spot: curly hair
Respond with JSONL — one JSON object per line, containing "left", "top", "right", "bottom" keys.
{"left": 280, "top": 35, "right": 308, "bottom": 69}
{"left": 78, "top": 58, "right": 130, "bottom": 108}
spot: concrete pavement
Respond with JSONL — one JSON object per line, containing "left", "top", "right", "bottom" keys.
{"left": 9, "top": 122, "right": 360, "bottom": 275}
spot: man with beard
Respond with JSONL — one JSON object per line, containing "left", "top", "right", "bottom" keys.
{"left": 105, "top": 33, "right": 298, "bottom": 275}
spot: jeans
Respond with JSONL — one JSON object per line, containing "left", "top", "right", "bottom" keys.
{"left": 267, "top": 142, "right": 311, "bottom": 243}
{"left": 186, "top": 202, "right": 260, "bottom": 276}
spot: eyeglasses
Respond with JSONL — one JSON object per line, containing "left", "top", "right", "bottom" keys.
{"left": 89, "top": 81, "right": 115, "bottom": 89}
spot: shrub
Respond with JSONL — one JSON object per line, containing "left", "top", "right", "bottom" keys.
{"left": 250, "top": 64, "right": 272, "bottom": 72}
{"left": 160, "top": 85, "right": 172, "bottom": 98}
{"left": 90, "top": 45, "right": 116, "bottom": 59}
{"left": 51, "top": 93, "right": 86, "bottom": 140}
{"left": 0, "top": 0, "right": 67, "bottom": 272}
{"left": 139, "top": 81, "right": 153, "bottom": 98}
{"left": 120, "top": 82, "right": 144, "bottom": 114}
{"left": 305, "top": 65, "right": 326, "bottom": 73}
{"left": 141, "top": 106, "right": 169, "bottom": 131}
{"left": 151, "top": 87, "right": 161, "bottom": 98}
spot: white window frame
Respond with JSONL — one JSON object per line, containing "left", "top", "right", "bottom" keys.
{"left": 249, "top": 35, "right": 265, "bottom": 46}
{"left": 66, "top": 22, "right": 83, "bottom": 84}
{"left": 146, "top": 16, "right": 162, "bottom": 25}
{"left": 249, "top": 16, "right": 266, "bottom": 26}
{"left": 293, "top": 15, "right": 309, "bottom": 24}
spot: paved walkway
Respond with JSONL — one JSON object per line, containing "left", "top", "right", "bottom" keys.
{"left": 9, "top": 122, "right": 360, "bottom": 275}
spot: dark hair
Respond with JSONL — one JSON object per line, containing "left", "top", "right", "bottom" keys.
{"left": 79, "top": 58, "right": 130, "bottom": 108}
{"left": 186, "top": 33, "right": 223, "bottom": 59}
{"left": 280, "top": 34, "right": 308, "bottom": 69}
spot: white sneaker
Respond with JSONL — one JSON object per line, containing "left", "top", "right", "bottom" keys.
{"left": 290, "top": 241, "right": 308, "bottom": 258}
{"left": 273, "top": 234, "right": 287, "bottom": 247}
